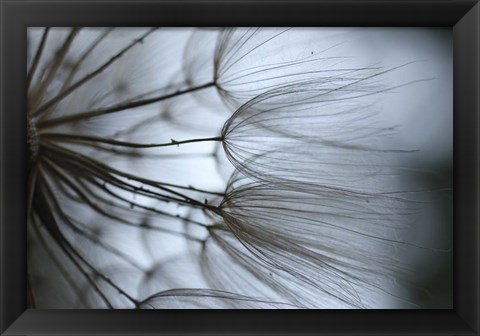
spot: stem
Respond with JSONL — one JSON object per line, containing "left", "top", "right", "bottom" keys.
{"left": 29, "top": 28, "right": 80, "bottom": 113}
{"left": 42, "top": 142, "right": 189, "bottom": 206}
{"left": 30, "top": 213, "right": 90, "bottom": 308}
{"left": 41, "top": 133, "right": 223, "bottom": 149}
{"left": 35, "top": 29, "right": 114, "bottom": 120}
{"left": 82, "top": 176, "right": 209, "bottom": 229}
{"left": 27, "top": 27, "right": 50, "bottom": 90}
{"left": 34, "top": 174, "right": 114, "bottom": 308}
{"left": 43, "top": 155, "right": 205, "bottom": 249}
{"left": 42, "top": 141, "right": 223, "bottom": 204}
{"left": 38, "top": 81, "right": 215, "bottom": 129}
{"left": 32, "top": 28, "right": 157, "bottom": 118}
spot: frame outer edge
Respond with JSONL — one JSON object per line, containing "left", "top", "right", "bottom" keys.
{"left": 0, "top": 0, "right": 3, "bottom": 329}
{"left": 0, "top": 0, "right": 479, "bottom": 335}
{"left": 453, "top": 1, "right": 480, "bottom": 333}
{"left": 1, "top": 1, "right": 27, "bottom": 335}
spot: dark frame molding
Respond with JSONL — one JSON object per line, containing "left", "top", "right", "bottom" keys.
{"left": 1, "top": 1, "right": 478, "bottom": 335}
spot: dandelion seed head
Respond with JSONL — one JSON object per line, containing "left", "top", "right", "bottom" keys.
{"left": 26, "top": 27, "right": 451, "bottom": 309}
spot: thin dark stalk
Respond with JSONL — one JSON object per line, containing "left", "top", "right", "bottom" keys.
{"left": 60, "top": 140, "right": 216, "bottom": 159}
{"left": 43, "top": 154, "right": 206, "bottom": 240}
{"left": 41, "top": 133, "right": 223, "bottom": 149}
{"left": 42, "top": 142, "right": 220, "bottom": 211}
{"left": 38, "top": 81, "right": 216, "bottom": 128}
{"left": 37, "top": 29, "right": 114, "bottom": 120}
{"left": 83, "top": 178, "right": 209, "bottom": 229}
{"left": 33, "top": 28, "right": 157, "bottom": 118}
{"left": 27, "top": 27, "right": 50, "bottom": 90}
{"left": 34, "top": 173, "right": 114, "bottom": 308}
{"left": 29, "top": 28, "right": 80, "bottom": 112}
{"left": 39, "top": 165, "right": 140, "bottom": 306}
{"left": 29, "top": 214, "right": 90, "bottom": 308}
{"left": 42, "top": 142, "right": 177, "bottom": 203}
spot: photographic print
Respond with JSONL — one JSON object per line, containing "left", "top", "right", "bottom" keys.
{"left": 26, "top": 27, "right": 453, "bottom": 309}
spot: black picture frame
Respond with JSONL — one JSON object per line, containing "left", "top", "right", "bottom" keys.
{"left": 1, "top": 0, "right": 478, "bottom": 335}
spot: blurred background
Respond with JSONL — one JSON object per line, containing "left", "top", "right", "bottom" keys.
{"left": 352, "top": 28, "right": 452, "bottom": 308}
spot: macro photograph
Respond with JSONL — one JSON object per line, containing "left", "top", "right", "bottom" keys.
{"left": 26, "top": 27, "right": 453, "bottom": 309}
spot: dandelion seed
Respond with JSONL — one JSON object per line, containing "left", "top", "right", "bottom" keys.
{"left": 184, "top": 28, "right": 387, "bottom": 110}
{"left": 219, "top": 76, "right": 420, "bottom": 190}
{"left": 210, "top": 171, "right": 427, "bottom": 308}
